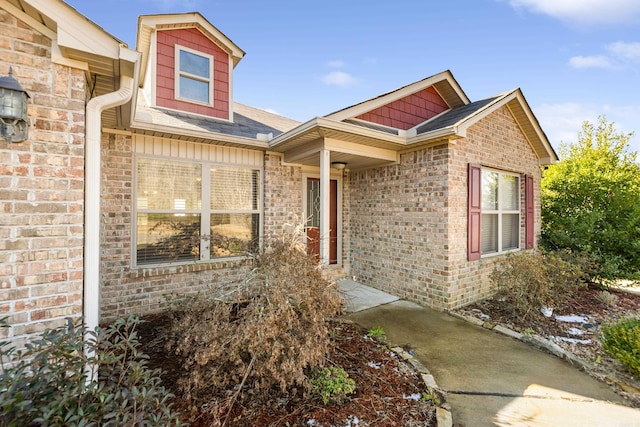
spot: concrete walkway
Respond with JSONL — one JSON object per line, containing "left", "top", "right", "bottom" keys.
{"left": 339, "top": 280, "right": 640, "bottom": 427}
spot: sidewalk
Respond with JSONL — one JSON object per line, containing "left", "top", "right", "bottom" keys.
{"left": 340, "top": 279, "right": 640, "bottom": 427}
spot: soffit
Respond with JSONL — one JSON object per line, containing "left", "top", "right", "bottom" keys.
{"left": 6, "top": 0, "right": 131, "bottom": 128}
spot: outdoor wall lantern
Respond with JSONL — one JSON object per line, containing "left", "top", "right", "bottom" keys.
{"left": 331, "top": 162, "right": 347, "bottom": 170}
{"left": 0, "top": 67, "right": 30, "bottom": 143}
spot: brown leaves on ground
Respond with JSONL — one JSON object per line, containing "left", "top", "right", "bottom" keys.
{"left": 137, "top": 317, "right": 437, "bottom": 426}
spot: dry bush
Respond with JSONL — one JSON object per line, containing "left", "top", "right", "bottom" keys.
{"left": 490, "top": 250, "right": 586, "bottom": 319}
{"left": 596, "top": 290, "right": 618, "bottom": 307}
{"left": 166, "top": 226, "right": 342, "bottom": 403}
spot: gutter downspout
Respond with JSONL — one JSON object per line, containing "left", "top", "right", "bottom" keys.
{"left": 84, "top": 47, "right": 138, "bottom": 342}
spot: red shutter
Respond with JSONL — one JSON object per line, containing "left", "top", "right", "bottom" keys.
{"left": 525, "top": 175, "right": 534, "bottom": 249}
{"left": 468, "top": 164, "right": 482, "bottom": 261}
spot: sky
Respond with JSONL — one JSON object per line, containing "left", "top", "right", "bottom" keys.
{"left": 64, "top": 0, "right": 640, "bottom": 155}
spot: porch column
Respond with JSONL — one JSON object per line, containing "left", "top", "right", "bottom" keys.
{"left": 319, "top": 148, "right": 331, "bottom": 265}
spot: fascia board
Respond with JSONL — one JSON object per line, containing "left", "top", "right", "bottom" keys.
{"left": 508, "top": 90, "right": 559, "bottom": 163}
{"left": 270, "top": 117, "right": 407, "bottom": 149}
{"left": 407, "top": 126, "right": 459, "bottom": 144}
{"left": 26, "top": 0, "right": 123, "bottom": 60}
{"left": 137, "top": 13, "right": 245, "bottom": 61}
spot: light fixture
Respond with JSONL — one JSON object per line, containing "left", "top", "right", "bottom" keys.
{"left": 331, "top": 162, "right": 347, "bottom": 170}
{"left": 0, "top": 67, "right": 30, "bottom": 143}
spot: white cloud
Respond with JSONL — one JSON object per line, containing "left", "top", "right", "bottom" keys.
{"left": 262, "top": 108, "right": 280, "bottom": 116}
{"left": 607, "top": 41, "right": 640, "bottom": 60}
{"left": 568, "top": 55, "right": 613, "bottom": 69}
{"left": 534, "top": 102, "right": 640, "bottom": 154}
{"left": 326, "top": 60, "right": 345, "bottom": 68}
{"left": 506, "top": 0, "right": 640, "bottom": 26}
{"left": 322, "top": 71, "right": 358, "bottom": 87}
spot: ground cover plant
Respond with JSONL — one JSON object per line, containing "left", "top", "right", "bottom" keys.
{"left": 0, "top": 317, "right": 182, "bottom": 426}
{"left": 602, "top": 317, "right": 640, "bottom": 377}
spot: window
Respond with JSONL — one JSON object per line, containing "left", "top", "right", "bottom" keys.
{"left": 481, "top": 170, "right": 520, "bottom": 255}
{"left": 135, "top": 157, "right": 260, "bottom": 265}
{"left": 468, "top": 164, "right": 529, "bottom": 260}
{"left": 175, "top": 45, "right": 213, "bottom": 105}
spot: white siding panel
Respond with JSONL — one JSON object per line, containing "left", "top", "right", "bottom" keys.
{"left": 133, "top": 134, "right": 263, "bottom": 167}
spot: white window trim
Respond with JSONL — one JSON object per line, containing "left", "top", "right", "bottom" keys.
{"left": 174, "top": 44, "right": 214, "bottom": 107}
{"left": 133, "top": 155, "right": 262, "bottom": 267}
{"left": 481, "top": 168, "right": 521, "bottom": 258}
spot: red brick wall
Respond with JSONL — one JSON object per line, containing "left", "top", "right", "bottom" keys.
{"left": 356, "top": 87, "right": 448, "bottom": 130}
{"left": 0, "top": 9, "right": 85, "bottom": 346}
{"left": 156, "top": 28, "right": 230, "bottom": 119}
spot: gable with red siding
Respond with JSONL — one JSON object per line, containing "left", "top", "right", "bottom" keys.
{"left": 156, "top": 27, "right": 230, "bottom": 119}
{"left": 355, "top": 86, "right": 448, "bottom": 130}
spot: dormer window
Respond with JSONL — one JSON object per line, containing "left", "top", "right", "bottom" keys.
{"left": 175, "top": 45, "right": 213, "bottom": 105}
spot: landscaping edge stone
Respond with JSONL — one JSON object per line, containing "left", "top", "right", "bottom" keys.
{"left": 391, "top": 345, "right": 453, "bottom": 427}
{"left": 448, "top": 311, "right": 640, "bottom": 402}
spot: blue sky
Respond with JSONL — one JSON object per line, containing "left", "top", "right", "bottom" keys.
{"left": 65, "top": 0, "right": 640, "bottom": 154}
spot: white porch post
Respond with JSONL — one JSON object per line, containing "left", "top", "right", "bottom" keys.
{"left": 319, "top": 148, "right": 331, "bottom": 265}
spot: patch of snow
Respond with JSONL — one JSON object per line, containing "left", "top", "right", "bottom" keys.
{"left": 553, "top": 336, "right": 592, "bottom": 345}
{"left": 555, "top": 314, "right": 588, "bottom": 323}
{"left": 342, "top": 415, "right": 361, "bottom": 427}
{"left": 471, "top": 309, "right": 490, "bottom": 320}
{"left": 567, "top": 327, "right": 586, "bottom": 336}
{"left": 368, "top": 361, "right": 381, "bottom": 369}
{"left": 307, "top": 419, "right": 316, "bottom": 426}
{"left": 541, "top": 306, "right": 554, "bottom": 317}
{"left": 403, "top": 393, "right": 422, "bottom": 401}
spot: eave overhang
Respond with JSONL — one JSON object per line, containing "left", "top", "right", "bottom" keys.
{"left": 130, "top": 118, "right": 270, "bottom": 151}
{"left": 4, "top": 0, "right": 138, "bottom": 129}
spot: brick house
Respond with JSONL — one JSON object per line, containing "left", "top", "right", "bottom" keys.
{"left": 0, "top": 1, "right": 557, "bottom": 344}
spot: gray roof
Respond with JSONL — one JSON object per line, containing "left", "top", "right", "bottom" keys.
{"left": 342, "top": 119, "right": 400, "bottom": 135}
{"left": 416, "top": 96, "right": 499, "bottom": 134}
{"left": 154, "top": 108, "right": 290, "bottom": 138}
{"left": 134, "top": 97, "right": 300, "bottom": 140}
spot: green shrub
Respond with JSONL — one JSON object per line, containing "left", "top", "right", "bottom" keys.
{"left": 541, "top": 117, "right": 640, "bottom": 281}
{"left": 166, "top": 226, "right": 343, "bottom": 402}
{"left": 310, "top": 367, "right": 356, "bottom": 405}
{"left": 601, "top": 317, "right": 640, "bottom": 376}
{"left": 366, "top": 327, "right": 386, "bottom": 340}
{"left": 490, "top": 250, "right": 586, "bottom": 318}
{"left": 0, "top": 317, "right": 182, "bottom": 426}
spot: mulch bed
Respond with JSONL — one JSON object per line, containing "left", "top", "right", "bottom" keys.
{"left": 136, "top": 315, "right": 437, "bottom": 426}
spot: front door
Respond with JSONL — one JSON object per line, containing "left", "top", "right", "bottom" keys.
{"left": 306, "top": 177, "right": 338, "bottom": 264}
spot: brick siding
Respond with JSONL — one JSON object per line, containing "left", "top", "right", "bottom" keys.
{"left": 0, "top": 10, "right": 85, "bottom": 346}
{"left": 99, "top": 133, "right": 252, "bottom": 321}
{"left": 349, "top": 106, "right": 541, "bottom": 310}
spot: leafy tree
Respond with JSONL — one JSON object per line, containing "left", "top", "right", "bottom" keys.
{"left": 541, "top": 116, "right": 640, "bottom": 280}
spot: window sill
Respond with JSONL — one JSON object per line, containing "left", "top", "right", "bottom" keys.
{"left": 130, "top": 256, "right": 251, "bottom": 279}
{"left": 480, "top": 247, "right": 522, "bottom": 259}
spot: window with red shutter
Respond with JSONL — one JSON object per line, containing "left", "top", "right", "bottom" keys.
{"left": 468, "top": 164, "right": 482, "bottom": 261}
{"left": 525, "top": 175, "right": 534, "bottom": 249}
